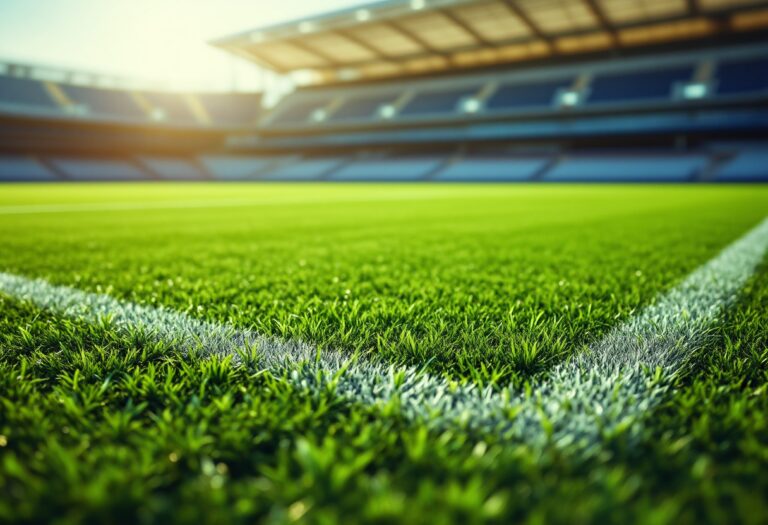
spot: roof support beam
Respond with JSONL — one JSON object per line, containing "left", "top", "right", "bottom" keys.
{"left": 438, "top": 8, "right": 496, "bottom": 47}
{"left": 687, "top": 0, "right": 701, "bottom": 16}
{"left": 286, "top": 39, "right": 341, "bottom": 67}
{"left": 232, "top": 47, "right": 286, "bottom": 73}
{"left": 500, "top": 1, "right": 557, "bottom": 54}
{"left": 334, "top": 29, "right": 395, "bottom": 62}
{"left": 382, "top": 20, "right": 451, "bottom": 58}
{"left": 582, "top": 0, "right": 621, "bottom": 47}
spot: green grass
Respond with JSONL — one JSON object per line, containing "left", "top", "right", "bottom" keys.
{"left": 0, "top": 183, "right": 767, "bottom": 524}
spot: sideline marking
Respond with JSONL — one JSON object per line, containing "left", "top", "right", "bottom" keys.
{"left": 1, "top": 217, "right": 767, "bottom": 452}
{"left": 0, "top": 192, "right": 458, "bottom": 216}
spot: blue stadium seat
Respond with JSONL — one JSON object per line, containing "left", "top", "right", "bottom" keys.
{"left": 330, "top": 158, "right": 442, "bottom": 181}
{"left": 139, "top": 157, "right": 205, "bottom": 180}
{"left": 198, "top": 155, "right": 276, "bottom": 180}
{"left": 0, "top": 76, "right": 57, "bottom": 110}
{"left": 61, "top": 84, "right": 145, "bottom": 120}
{"left": 545, "top": 155, "right": 708, "bottom": 182}
{"left": 714, "top": 151, "right": 768, "bottom": 181}
{"left": 586, "top": 66, "right": 694, "bottom": 104}
{"left": 140, "top": 91, "right": 197, "bottom": 124}
{"left": 271, "top": 98, "right": 331, "bottom": 125}
{"left": 715, "top": 57, "right": 768, "bottom": 96}
{"left": 436, "top": 158, "right": 549, "bottom": 181}
{"left": 329, "top": 93, "right": 397, "bottom": 122}
{"left": 486, "top": 79, "right": 572, "bottom": 110}
{"left": 0, "top": 156, "right": 57, "bottom": 181}
{"left": 263, "top": 158, "right": 345, "bottom": 180}
{"left": 51, "top": 158, "right": 149, "bottom": 181}
{"left": 399, "top": 87, "right": 479, "bottom": 117}
{"left": 197, "top": 93, "right": 262, "bottom": 126}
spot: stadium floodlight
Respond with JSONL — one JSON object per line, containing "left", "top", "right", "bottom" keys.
{"left": 311, "top": 108, "right": 327, "bottom": 122}
{"left": 462, "top": 98, "right": 482, "bottom": 114}
{"left": 150, "top": 108, "right": 166, "bottom": 122}
{"left": 356, "top": 9, "right": 371, "bottom": 22}
{"left": 338, "top": 69, "right": 360, "bottom": 81}
{"left": 298, "top": 21, "right": 315, "bottom": 34}
{"left": 65, "top": 104, "right": 88, "bottom": 116}
{"left": 682, "top": 83, "right": 709, "bottom": 99}
{"left": 559, "top": 91, "right": 581, "bottom": 107}
{"left": 410, "top": 0, "right": 426, "bottom": 10}
{"left": 379, "top": 104, "right": 397, "bottom": 119}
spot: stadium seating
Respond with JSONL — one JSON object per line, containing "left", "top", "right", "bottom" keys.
{"left": 263, "top": 157, "right": 346, "bottom": 180}
{"left": 585, "top": 66, "right": 694, "bottom": 104}
{"left": 0, "top": 156, "right": 57, "bottom": 181}
{"left": 0, "top": 76, "right": 56, "bottom": 111}
{"left": 196, "top": 93, "right": 261, "bottom": 126}
{"left": 5, "top": 149, "right": 765, "bottom": 183}
{"left": 139, "top": 157, "right": 206, "bottom": 180}
{"left": 330, "top": 157, "right": 444, "bottom": 181}
{"left": 399, "top": 87, "right": 480, "bottom": 117}
{"left": 485, "top": 79, "right": 573, "bottom": 111}
{"left": 715, "top": 56, "right": 768, "bottom": 96}
{"left": 0, "top": 71, "right": 263, "bottom": 129}
{"left": 199, "top": 155, "right": 279, "bottom": 180}
{"left": 61, "top": 84, "right": 145, "bottom": 120}
{"left": 258, "top": 45, "right": 768, "bottom": 138}
{"left": 2, "top": 42, "right": 768, "bottom": 183}
{"left": 50, "top": 158, "right": 149, "bottom": 181}
{"left": 329, "top": 93, "right": 398, "bottom": 122}
{"left": 269, "top": 96, "right": 333, "bottom": 125}
{"left": 140, "top": 91, "right": 198, "bottom": 124}
{"left": 435, "top": 157, "right": 550, "bottom": 182}
{"left": 544, "top": 155, "right": 709, "bottom": 182}
{"left": 714, "top": 150, "right": 768, "bottom": 181}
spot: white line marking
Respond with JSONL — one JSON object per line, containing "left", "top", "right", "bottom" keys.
{"left": 1, "top": 217, "right": 766, "bottom": 453}
{"left": 0, "top": 193, "right": 457, "bottom": 216}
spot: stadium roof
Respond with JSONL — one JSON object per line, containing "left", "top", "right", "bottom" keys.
{"left": 213, "top": 0, "right": 768, "bottom": 83}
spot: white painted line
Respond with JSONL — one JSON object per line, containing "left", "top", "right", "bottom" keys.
{"left": 0, "top": 199, "right": 255, "bottom": 215}
{"left": 0, "top": 192, "right": 457, "bottom": 216}
{"left": 1, "top": 217, "right": 766, "bottom": 453}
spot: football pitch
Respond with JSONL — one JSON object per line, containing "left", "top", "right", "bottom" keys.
{"left": 1, "top": 183, "right": 767, "bottom": 524}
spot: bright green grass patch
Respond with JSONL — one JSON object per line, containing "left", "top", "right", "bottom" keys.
{"left": 1, "top": 183, "right": 767, "bottom": 524}
{"left": 0, "top": 255, "right": 767, "bottom": 525}
{"left": 1, "top": 184, "right": 766, "bottom": 382}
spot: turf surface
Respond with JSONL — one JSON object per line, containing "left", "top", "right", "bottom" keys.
{"left": 0, "top": 183, "right": 767, "bottom": 524}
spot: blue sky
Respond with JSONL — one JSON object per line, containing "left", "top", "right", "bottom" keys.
{"left": 0, "top": 0, "right": 362, "bottom": 90}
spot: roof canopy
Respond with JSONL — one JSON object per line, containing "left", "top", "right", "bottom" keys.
{"left": 213, "top": 0, "right": 768, "bottom": 83}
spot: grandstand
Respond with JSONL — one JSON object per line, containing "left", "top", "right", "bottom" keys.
{"left": 1, "top": 0, "right": 767, "bottom": 182}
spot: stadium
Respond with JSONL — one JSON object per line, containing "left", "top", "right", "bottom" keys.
{"left": 0, "top": 0, "right": 767, "bottom": 523}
